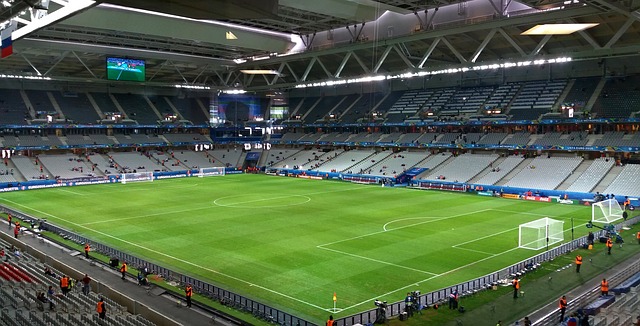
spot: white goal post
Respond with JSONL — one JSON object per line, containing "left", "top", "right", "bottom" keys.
{"left": 518, "top": 217, "right": 564, "bottom": 250}
{"left": 121, "top": 171, "right": 154, "bottom": 184}
{"left": 198, "top": 167, "right": 226, "bottom": 177}
{"left": 592, "top": 198, "right": 624, "bottom": 224}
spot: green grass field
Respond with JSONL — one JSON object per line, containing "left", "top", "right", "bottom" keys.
{"left": 0, "top": 174, "right": 593, "bottom": 323}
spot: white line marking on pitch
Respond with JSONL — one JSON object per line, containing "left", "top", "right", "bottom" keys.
{"left": 57, "top": 188, "right": 86, "bottom": 196}
{"left": 452, "top": 227, "right": 518, "bottom": 248}
{"left": 492, "top": 209, "right": 560, "bottom": 218}
{"left": 338, "top": 245, "right": 522, "bottom": 312}
{"left": 0, "top": 198, "right": 329, "bottom": 312}
{"left": 318, "top": 209, "right": 492, "bottom": 248}
{"left": 213, "top": 195, "right": 311, "bottom": 208}
{"left": 317, "top": 246, "right": 439, "bottom": 276}
{"left": 80, "top": 206, "right": 215, "bottom": 226}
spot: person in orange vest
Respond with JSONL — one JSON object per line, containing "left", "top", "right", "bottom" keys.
{"left": 96, "top": 298, "right": 106, "bottom": 319}
{"left": 606, "top": 237, "right": 613, "bottom": 255}
{"left": 512, "top": 278, "right": 520, "bottom": 299}
{"left": 60, "top": 275, "right": 69, "bottom": 296}
{"left": 326, "top": 315, "right": 335, "bottom": 326}
{"left": 637, "top": 231, "right": 640, "bottom": 245}
{"left": 13, "top": 224, "right": 19, "bottom": 239}
{"left": 601, "top": 278, "right": 609, "bottom": 296}
{"left": 84, "top": 243, "right": 90, "bottom": 259}
{"left": 558, "top": 295, "right": 567, "bottom": 322}
{"left": 185, "top": 284, "right": 193, "bottom": 308}
{"left": 120, "top": 261, "right": 127, "bottom": 280}
{"left": 7, "top": 214, "right": 11, "bottom": 229}
{"left": 575, "top": 254, "right": 582, "bottom": 273}
{"left": 624, "top": 196, "right": 631, "bottom": 210}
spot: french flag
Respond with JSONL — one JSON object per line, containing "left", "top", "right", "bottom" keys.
{"left": 1, "top": 22, "right": 17, "bottom": 58}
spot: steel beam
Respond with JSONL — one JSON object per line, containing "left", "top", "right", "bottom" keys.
{"left": 335, "top": 52, "right": 353, "bottom": 78}
{"left": 373, "top": 45, "right": 394, "bottom": 73}
{"left": 497, "top": 28, "right": 527, "bottom": 57}
{"left": 470, "top": 28, "right": 497, "bottom": 63}
{"left": 418, "top": 37, "right": 441, "bottom": 68}
{"left": 441, "top": 37, "right": 467, "bottom": 63}
{"left": 604, "top": 16, "right": 635, "bottom": 49}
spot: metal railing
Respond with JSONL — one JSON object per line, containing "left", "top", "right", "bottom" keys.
{"left": 0, "top": 204, "right": 316, "bottom": 326}
{"left": 3, "top": 203, "right": 636, "bottom": 326}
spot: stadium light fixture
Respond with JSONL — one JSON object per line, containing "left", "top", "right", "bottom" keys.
{"left": 521, "top": 23, "right": 598, "bottom": 35}
{"left": 240, "top": 69, "right": 280, "bottom": 75}
{"left": 174, "top": 84, "right": 210, "bottom": 90}
{"left": 222, "top": 89, "right": 246, "bottom": 94}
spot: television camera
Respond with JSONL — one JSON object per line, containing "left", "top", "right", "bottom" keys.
{"left": 373, "top": 300, "right": 387, "bottom": 324}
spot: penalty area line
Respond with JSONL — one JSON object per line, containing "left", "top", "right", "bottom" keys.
{"left": 0, "top": 198, "right": 329, "bottom": 313}
{"left": 316, "top": 245, "right": 439, "bottom": 276}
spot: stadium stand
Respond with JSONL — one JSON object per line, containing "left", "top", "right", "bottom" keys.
{"left": 169, "top": 96, "right": 208, "bottom": 124}
{"left": 385, "top": 90, "right": 430, "bottom": 123}
{"left": 602, "top": 164, "right": 640, "bottom": 197}
{"left": 206, "top": 148, "right": 244, "bottom": 168}
{"left": 109, "top": 152, "right": 164, "bottom": 173}
{"left": 53, "top": 92, "right": 101, "bottom": 124}
{"left": 162, "top": 133, "right": 211, "bottom": 144}
{"left": 439, "top": 86, "right": 494, "bottom": 116}
{"left": 561, "top": 77, "right": 601, "bottom": 113}
{"left": 0, "top": 89, "right": 28, "bottom": 124}
{"left": 341, "top": 92, "right": 385, "bottom": 123}
{"left": 89, "top": 92, "right": 118, "bottom": 119}
{"left": 366, "top": 151, "right": 431, "bottom": 177}
{"left": 503, "top": 156, "right": 583, "bottom": 190}
{"left": 346, "top": 150, "right": 392, "bottom": 175}
{"left": 424, "top": 153, "right": 498, "bottom": 183}
{"left": 112, "top": 94, "right": 159, "bottom": 124}
{"left": 473, "top": 155, "right": 525, "bottom": 185}
{"left": 38, "top": 154, "right": 97, "bottom": 179}
{"left": 593, "top": 76, "right": 640, "bottom": 118}
{"left": 476, "top": 132, "right": 508, "bottom": 145}
{"left": 26, "top": 90, "right": 57, "bottom": 115}
{"left": 565, "top": 157, "right": 615, "bottom": 193}
{"left": 11, "top": 156, "right": 45, "bottom": 180}
{"left": 315, "top": 149, "right": 375, "bottom": 172}
{"left": 305, "top": 96, "right": 344, "bottom": 123}
{"left": 508, "top": 80, "right": 567, "bottom": 120}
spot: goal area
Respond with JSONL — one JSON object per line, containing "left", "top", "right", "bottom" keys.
{"left": 121, "top": 171, "right": 154, "bottom": 184}
{"left": 518, "top": 217, "right": 564, "bottom": 250}
{"left": 198, "top": 167, "right": 225, "bottom": 177}
{"left": 592, "top": 199, "right": 624, "bottom": 224}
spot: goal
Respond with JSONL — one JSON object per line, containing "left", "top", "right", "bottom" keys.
{"left": 592, "top": 199, "right": 624, "bottom": 224}
{"left": 198, "top": 167, "right": 226, "bottom": 177}
{"left": 518, "top": 217, "right": 564, "bottom": 250}
{"left": 121, "top": 171, "right": 154, "bottom": 184}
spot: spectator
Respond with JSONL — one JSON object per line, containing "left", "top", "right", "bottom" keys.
{"left": 96, "top": 298, "right": 106, "bottom": 319}
{"left": 82, "top": 274, "right": 91, "bottom": 295}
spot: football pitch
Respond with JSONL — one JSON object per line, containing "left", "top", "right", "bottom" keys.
{"left": 0, "top": 174, "right": 592, "bottom": 322}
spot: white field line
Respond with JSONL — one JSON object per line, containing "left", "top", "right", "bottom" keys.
{"left": 85, "top": 186, "right": 369, "bottom": 225}
{"left": 56, "top": 188, "right": 86, "bottom": 196}
{"left": 318, "top": 209, "right": 493, "bottom": 248}
{"left": 213, "top": 195, "right": 311, "bottom": 208}
{"left": 81, "top": 206, "right": 215, "bottom": 226}
{"left": 317, "top": 246, "right": 439, "bottom": 276}
{"left": 492, "top": 209, "right": 561, "bottom": 218}
{"left": 338, "top": 245, "right": 522, "bottom": 312}
{"left": 0, "top": 198, "right": 329, "bottom": 312}
{"left": 452, "top": 247, "right": 497, "bottom": 255}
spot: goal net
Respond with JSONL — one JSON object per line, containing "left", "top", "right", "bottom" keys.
{"left": 592, "top": 199, "right": 624, "bottom": 224}
{"left": 518, "top": 217, "right": 564, "bottom": 250}
{"left": 121, "top": 171, "right": 154, "bottom": 184}
{"left": 198, "top": 167, "right": 225, "bottom": 177}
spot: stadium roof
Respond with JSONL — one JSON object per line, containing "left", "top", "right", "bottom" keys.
{"left": 0, "top": 0, "right": 639, "bottom": 90}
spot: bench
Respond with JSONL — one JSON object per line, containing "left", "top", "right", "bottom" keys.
{"left": 583, "top": 295, "right": 615, "bottom": 315}
{"left": 611, "top": 272, "right": 640, "bottom": 294}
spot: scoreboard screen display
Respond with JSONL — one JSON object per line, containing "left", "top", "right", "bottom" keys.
{"left": 106, "top": 57, "right": 146, "bottom": 82}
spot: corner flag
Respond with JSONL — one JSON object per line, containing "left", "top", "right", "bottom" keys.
{"left": 333, "top": 292, "right": 337, "bottom": 302}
